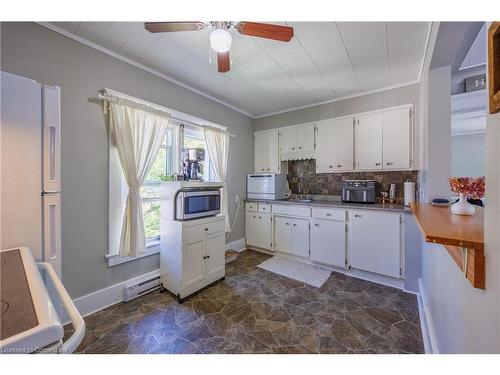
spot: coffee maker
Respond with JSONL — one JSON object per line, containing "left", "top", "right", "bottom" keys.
{"left": 182, "top": 148, "right": 205, "bottom": 181}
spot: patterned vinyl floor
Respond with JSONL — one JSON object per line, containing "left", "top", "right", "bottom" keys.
{"left": 63, "top": 250, "right": 424, "bottom": 354}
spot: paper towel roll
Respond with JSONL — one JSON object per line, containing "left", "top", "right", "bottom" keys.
{"left": 404, "top": 181, "right": 415, "bottom": 206}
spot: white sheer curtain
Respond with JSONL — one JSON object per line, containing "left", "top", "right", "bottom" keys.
{"left": 109, "top": 101, "right": 170, "bottom": 257}
{"left": 204, "top": 126, "right": 230, "bottom": 232}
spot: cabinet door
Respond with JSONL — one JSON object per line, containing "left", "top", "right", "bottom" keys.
{"left": 254, "top": 131, "right": 279, "bottom": 173}
{"left": 245, "top": 212, "right": 259, "bottom": 248}
{"left": 310, "top": 219, "right": 346, "bottom": 268}
{"left": 355, "top": 112, "right": 383, "bottom": 170}
{"left": 291, "top": 218, "right": 310, "bottom": 258}
{"left": 382, "top": 107, "right": 411, "bottom": 169}
{"left": 296, "top": 123, "right": 316, "bottom": 152}
{"left": 332, "top": 117, "right": 354, "bottom": 171}
{"left": 206, "top": 230, "right": 225, "bottom": 281}
{"left": 182, "top": 238, "right": 206, "bottom": 289}
{"left": 257, "top": 213, "right": 273, "bottom": 250}
{"left": 348, "top": 211, "right": 401, "bottom": 278}
{"left": 315, "top": 120, "right": 335, "bottom": 173}
{"left": 279, "top": 128, "right": 297, "bottom": 154}
{"left": 274, "top": 216, "right": 291, "bottom": 254}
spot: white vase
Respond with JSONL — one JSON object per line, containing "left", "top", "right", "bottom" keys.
{"left": 451, "top": 193, "right": 475, "bottom": 215}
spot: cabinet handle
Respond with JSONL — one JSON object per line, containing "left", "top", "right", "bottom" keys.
{"left": 314, "top": 223, "right": 320, "bottom": 227}
{"left": 261, "top": 168, "right": 264, "bottom": 171}
{"left": 337, "top": 164, "right": 342, "bottom": 168}
{"left": 375, "top": 162, "right": 381, "bottom": 166}
{"left": 258, "top": 216, "right": 262, "bottom": 219}
{"left": 206, "top": 255, "right": 210, "bottom": 259}
{"left": 293, "top": 223, "right": 297, "bottom": 227}
{"left": 267, "top": 168, "right": 270, "bottom": 171}
{"left": 354, "top": 214, "right": 362, "bottom": 218}
{"left": 326, "top": 213, "right": 332, "bottom": 216}
{"left": 298, "top": 146, "right": 302, "bottom": 149}
{"left": 285, "top": 222, "right": 289, "bottom": 225}
{"left": 386, "top": 162, "right": 394, "bottom": 166}
{"left": 292, "top": 147, "right": 295, "bottom": 150}
{"left": 328, "top": 165, "right": 333, "bottom": 168}
{"left": 205, "top": 228, "right": 208, "bottom": 231}
{"left": 203, "top": 256, "right": 207, "bottom": 259}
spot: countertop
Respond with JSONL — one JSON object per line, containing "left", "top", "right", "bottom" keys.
{"left": 410, "top": 202, "right": 484, "bottom": 250}
{"left": 245, "top": 197, "right": 409, "bottom": 213}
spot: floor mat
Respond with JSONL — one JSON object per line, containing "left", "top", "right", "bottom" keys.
{"left": 257, "top": 255, "right": 331, "bottom": 288}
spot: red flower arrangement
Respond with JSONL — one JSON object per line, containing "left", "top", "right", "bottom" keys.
{"left": 448, "top": 176, "right": 485, "bottom": 199}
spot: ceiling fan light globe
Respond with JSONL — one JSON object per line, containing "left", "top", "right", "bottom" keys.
{"left": 210, "top": 29, "right": 232, "bottom": 53}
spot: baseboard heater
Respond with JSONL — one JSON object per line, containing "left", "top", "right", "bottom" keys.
{"left": 123, "top": 275, "right": 161, "bottom": 302}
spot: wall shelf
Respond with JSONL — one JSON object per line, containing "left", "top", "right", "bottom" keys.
{"left": 410, "top": 203, "right": 485, "bottom": 289}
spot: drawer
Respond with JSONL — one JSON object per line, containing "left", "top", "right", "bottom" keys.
{"left": 312, "top": 207, "right": 346, "bottom": 221}
{"left": 272, "top": 204, "right": 311, "bottom": 217}
{"left": 182, "top": 218, "right": 225, "bottom": 243}
{"left": 246, "top": 202, "right": 258, "bottom": 212}
{"left": 258, "top": 203, "right": 271, "bottom": 213}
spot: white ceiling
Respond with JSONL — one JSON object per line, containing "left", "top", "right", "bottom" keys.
{"left": 49, "top": 22, "right": 430, "bottom": 118}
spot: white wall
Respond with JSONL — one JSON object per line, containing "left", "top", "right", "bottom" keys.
{"left": 451, "top": 133, "right": 486, "bottom": 177}
{"left": 0, "top": 22, "right": 253, "bottom": 299}
{"left": 418, "top": 22, "right": 500, "bottom": 353}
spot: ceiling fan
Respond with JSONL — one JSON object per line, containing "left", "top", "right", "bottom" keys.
{"left": 145, "top": 21, "right": 294, "bottom": 73}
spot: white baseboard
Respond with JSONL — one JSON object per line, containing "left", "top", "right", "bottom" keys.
{"left": 418, "top": 278, "right": 438, "bottom": 354}
{"left": 61, "top": 269, "right": 160, "bottom": 325}
{"left": 225, "top": 238, "right": 246, "bottom": 252}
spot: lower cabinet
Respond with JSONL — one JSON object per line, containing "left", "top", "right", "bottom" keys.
{"left": 348, "top": 210, "right": 401, "bottom": 278}
{"left": 310, "top": 219, "right": 346, "bottom": 268}
{"left": 246, "top": 212, "right": 272, "bottom": 250}
{"left": 160, "top": 216, "right": 226, "bottom": 301}
{"left": 274, "top": 216, "right": 310, "bottom": 258}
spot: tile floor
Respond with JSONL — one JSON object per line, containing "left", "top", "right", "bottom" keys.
{"left": 64, "top": 250, "right": 424, "bottom": 354}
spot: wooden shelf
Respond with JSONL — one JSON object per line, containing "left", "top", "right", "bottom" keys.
{"left": 410, "top": 203, "right": 485, "bottom": 289}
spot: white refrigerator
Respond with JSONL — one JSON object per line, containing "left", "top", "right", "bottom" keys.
{"left": 1, "top": 71, "right": 62, "bottom": 277}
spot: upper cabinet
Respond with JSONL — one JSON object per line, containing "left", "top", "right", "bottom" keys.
{"left": 354, "top": 112, "right": 383, "bottom": 170}
{"left": 354, "top": 105, "right": 413, "bottom": 171}
{"left": 279, "top": 123, "right": 316, "bottom": 160}
{"left": 382, "top": 107, "right": 412, "bottom": 170}
{"left": 316, "top": 117, "right": 354, "bottom": 173}
{"left": 254, "top": 130, "right": 279, "bottom": 173}
{"left": 253, "top": 104, "right": 413, "bottom": 174}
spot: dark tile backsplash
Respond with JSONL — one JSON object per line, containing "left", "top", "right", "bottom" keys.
{"left": 287, "top": 159, "right": 419, "bottom": 198}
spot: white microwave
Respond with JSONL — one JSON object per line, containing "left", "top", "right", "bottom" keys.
{"left": 247, "top": 174, "right": 287, "bottom": 200}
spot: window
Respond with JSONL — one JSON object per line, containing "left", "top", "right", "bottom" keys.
{"left": 108, "top": 122, "right": 219, "bottom": 266}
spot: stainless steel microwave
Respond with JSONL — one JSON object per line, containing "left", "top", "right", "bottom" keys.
{"left": 174, "top": 188, "right": 221, "bottom": 220}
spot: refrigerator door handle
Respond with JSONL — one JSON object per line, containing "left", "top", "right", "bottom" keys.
{"left": 43, "top": 85, "right": 61, "bottom": 193}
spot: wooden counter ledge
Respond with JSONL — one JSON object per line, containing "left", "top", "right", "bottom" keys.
{"left": 410, "top": 202, "right": 485, "bottom": 289}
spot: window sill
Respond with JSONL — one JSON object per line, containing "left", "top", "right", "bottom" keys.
{"left": 106, "top": 240, "right": 160, "bottom": 267}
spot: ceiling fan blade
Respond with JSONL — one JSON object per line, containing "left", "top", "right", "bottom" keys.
{"left": 217, "top": 52, "right": 230, "bottom": 73}
{"left": 236, "top": 22, "right": 294, "bottom": 42}
{"left": 144, "top": 22, "right": 206, "bottom": 33}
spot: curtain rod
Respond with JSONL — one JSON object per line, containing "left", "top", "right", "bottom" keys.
{"left": 97, "top": 88, "right": 235, "bottom": 138}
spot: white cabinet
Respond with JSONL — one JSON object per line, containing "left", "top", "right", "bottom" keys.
{"left": 291, "top": 218, "right": 310, "bottom": 258}
{"left": 274, "top": 216, "right": 291, "bottom": 254}
{"left": 296, "top": 124, "right": 315, "bottom": 152}
{"left": 348, "top": 210, "right": 401, "bottom": 278}
{"left": 254, "top": 130, "right": 279, "bottom": 173}
{"left": 246, "top": 210, "right": 272, "bottom": 250}
{"left": 279, "top": 123, "right": 316, "bottom": 160}
{"left": 316, "top": 117, "right": 354, "bottom": 173}
{"left": 354, "top": 106, "right": 412, "bottom": 171}
{"left": 273, "top": 216, "right": 310, "bottom": 258}
{"left": 310, "top": 219, "right": 346, "bottom": 268}
{"left": 160, "top": 216, "right": 226, "bottom": 301}
{"left": 354, "top": 112, "right": 383, "bottom": 170}
{"left": 382, "top": 107, "right": 412, "bottom": 169}
{"left": 280, "top": 127, "right": 298, "bottom": 154}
